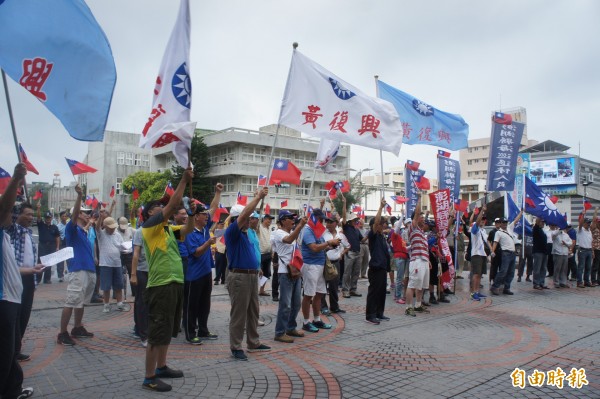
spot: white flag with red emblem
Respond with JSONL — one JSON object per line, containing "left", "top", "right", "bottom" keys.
{"left": 138, "top": 0, "right": 196, "bottom": 167}
{"left": 280, "top": 50, "right": 403, "bottom": 155}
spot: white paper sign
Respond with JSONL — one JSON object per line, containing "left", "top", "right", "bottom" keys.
{"left": 40, "top": 247, "right": 74, "bottom": 266}
{"left": 259, "top": 276, "right": 269, "bottom": 287}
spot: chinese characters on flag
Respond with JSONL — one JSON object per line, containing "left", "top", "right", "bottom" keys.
{"left": 428, "top": 189, "right": 455, "bottom": 288}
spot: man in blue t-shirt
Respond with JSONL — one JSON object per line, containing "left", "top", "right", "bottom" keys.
{"left": 225, "top": 187, "right": 271, "bottom": 361}
{"left": 57, "top": 184, "right": 97, "bottom": 346}
{"left": 300, "top": 208, "right": 341, "bottom": 333}
{"left": 182, "top": 183, "right": 222, "bottom": 345}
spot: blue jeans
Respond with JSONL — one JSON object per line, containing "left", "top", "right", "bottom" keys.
{"left": 532, "top": 252, "right": 548, "bottom": 287}
{"left": 394, "top": 258, "right": 407, "bottom": 300}
{"left": 275, "top": 273, "right": 302, "bottom": 336}
{"left": 493, "top": 250, "right": 516, "bottom": 290}
{"left": 577, "top": 249, "right": 593, "bottom": 284}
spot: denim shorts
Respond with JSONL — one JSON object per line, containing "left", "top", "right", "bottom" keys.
{"left": 99, "top": 266, "right": 124, "bottom": 291}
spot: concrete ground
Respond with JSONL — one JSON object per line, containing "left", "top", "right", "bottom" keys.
{"left": 19, "top": 270, "right": 599, "bottom": 398}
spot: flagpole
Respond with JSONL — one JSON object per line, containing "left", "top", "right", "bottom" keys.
{"left": 1, "top": 69, "right": 29, "bottom": 201}
{"left": 374, "top": 75, "right": 386, "bottom": 199}
{"left": 305, "top": 168, "right": 317, "bottom": 216}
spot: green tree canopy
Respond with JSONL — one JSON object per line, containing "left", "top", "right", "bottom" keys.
{"left": 329, "top": 174, "right": 375, "bottom": 215}
{"left": 171, "top": 133, "right": 212, "bottom": 202}
{"left": 122, "top": 169, "right": 173, "bottom": 210}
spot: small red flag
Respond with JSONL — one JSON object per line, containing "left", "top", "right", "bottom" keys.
{"left": 269, "top": 159, "right": 302, "bottom": 185}
{"left": 32, "top": 190, "right": 43, "bottom": 201}
{"left": 212, "top": 204, "right": 229, "bottom": 223}
{"left": 415, "top": 176, "right": 430, "bottom": 191}
{"left": 19, "top": 144, "right": 39, "bottom": 175}
{"left": 385, "top": 203, "right": 392, "bottom": 215}
{"left": 406, "top": 160, "right": 420, "bottom": 171}
{"left": 584, "top": 199, "right": 592, "bottom": 211}
{"left": 65, "top": 158, "right": 97, "bottom": 175}
{"left": 264, "top": 203, "right": 271, "bottom": 216}
{"left": 109, "top": 185, "right": 115, "bottom": 198}
{"left": 280, "top": 199, "right": 288, "bottom": 208}
{"left": 237, "top": 192, "right": 248, "bottom": 206}
{"left": 454, "top": 199, "right": 468, "bottom": 213}
{"left": 91, "top": 195, "right": 99, "bottom": 209}
{"left": 165, "top": 182, "right": 175, "bottom": 197}
{"left": 131, "top": 185, "right": 139, "bottom": 201}
{"left": 307, "top": 212, "right": 325, "bottom": 239}
{"left": 391, "top": 195, "right": 408, "bottom": 204}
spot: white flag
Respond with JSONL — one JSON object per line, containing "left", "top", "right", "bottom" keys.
{"left": 139, "top": 0, "right": 196, "bottom": 167}
{"left": 315, "top": 138, "right": 341, "bottom": 174}
{"left": 280, "top": 51, "right": 403, "bottom": 155}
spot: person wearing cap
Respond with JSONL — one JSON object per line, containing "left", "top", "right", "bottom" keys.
{"left": 300, "top": 206, "right": 340, "bottom": 333}
{"left": 487, "top": 217, "right": 503, "bottom": 285}
{"left": 549, "top": 224, "right": 572, "bottom": 288}
{"left": 271, "top": 210, "right": 308, "bottom": 343}
{"left": 576, "top": 214, "right": 593, "bottom": 288}
{"left": 532, "top": 217, "right": 550, "bottom": 290}
{"left": 590, "top": 207, "right": 600, "bottom": 286}
{"left": 340, "top": 196, "right": 365, "bottom": 298}
{"left": 57, "top": 184, "right": 97, "bottom": 347}
{"left": 321, "top": 214, "right": 349, "bottom": 315}
{"left": 96, "top": 215, "right": 125, "bottom": 312}
{"left": 357, "top": 218, "right": 370, "bottom": 279}
{"left": 182, "top": 183, "right": 223, "bottom": 345}
{"left": 117, "top": 216, "right": 135, "bottom": 297}
{"left": 490, "top": 211, "right": 522, "bottom": 295}
{"left": 172, "top": 205, "right": 190, "bottom": 277}
{"left": 212, "top": 220, "right": 227, "bottom": 285}
{"left": 140, "top": 168, "right": 196, "bottom": 392}
{"left": 225, "top": 187, "right": 272, "bottom": 361}
{"left": 365, "top": 198, "right": 391, "bottom": 324}
{"left": 404, "top": 193, "right": 432, "bottom": 316}
{"left": 0, "top": 163, "right": 38, "bottom": 399}
{"left": 258, "top": 214, "right": 275, "bottom": 297}
{"left": 35, "top": 202, "right": 60, "bottom": 284}
{"left": 56, "top": 210, "right": 70, "bottom": 282}
{"left": 468, "top": 205, "right": 490, "bottom": 301}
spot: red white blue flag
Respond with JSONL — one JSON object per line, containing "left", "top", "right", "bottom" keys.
{"left": 66, "top": 158, "right": 97, "bottom": 175}
{"left": 19, "top": 144, "right": 39, "bottom": 175}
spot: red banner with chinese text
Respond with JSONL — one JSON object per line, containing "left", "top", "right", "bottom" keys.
{"left": 429, "top": 189, "right": 455, "bottom": 288}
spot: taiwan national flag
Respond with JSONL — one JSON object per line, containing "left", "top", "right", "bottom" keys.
{"left": 308, "top": 212, "right": 326, "bottom": 239}
{"left": 85, "top": 195, "right": 93, "bottom": 206}
{"left": 264, "top": 203, "right": 271, "bottom": 216}
{"left": 280, "top": 199, "right": 288, "bottom": 209}
{"left": 493, "top": 112, "right": 512, "bottom": 125}
{"left": 138, "top": 0, "right": 196, "bottom": 167}
{"left": 0, "top": 167, "right": 11, "bottom": 195}
{"left": 385, "top": 203, "right": 392, "bottom": 215}
{"left": 270, "top": 159, "right": 302, "bottom": 186}
{"left": 453, "top": 199, "right": 469, "bottom": 213}
{"left": 32, "top": 190, "right": 43, "bottom": 201}
{"left": 406, "top": 160, "right": 420, "bottom": 171}
{"left": 165, "top": 182, "right": 175, "bottom": 197}
{"left": 131, "top": 185, "right": 139, "bottom": 201}
{"left": 391, "top": 195, "right": 408, "bottom": 204}
{"left": 0, "top": 0, "right": 116, "bottom": 142}
{"left": 237, "top": 192, "right": 248, "bottom": 206}
{"left": 109, "top": 186, "right": 115, "bottom": 198}
{"left": 66, "top": 158, "right": 97, "bottom": 175}
{"left": 257, "top": 175, "right": 267, "bottom": 186}
{"left": 437, "top": 150, "right": 451, "bottom": 158}
{"left": 212, "top": 203, "right": 229, "bottom": 223}
{"left": 415, "top": 176, "right": 431, "bottom": 191}
{"left": 91, "top": 195, "right": 99, "bottom": 209}
{"left": 584, "top": 199, "right": 592, "bottom": 211}
{"left": 19, "top": 144, "right": 39, "bottom": 175}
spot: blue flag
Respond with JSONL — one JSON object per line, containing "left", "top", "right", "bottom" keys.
{"left": 405, "top": 168, "right": 426, "bottom": 218}
{"left": 377, "top": 80, "right": 469, "bottom": 151}
{"left": 525, "top": 176, "right": 567, "bottom": 229}
{"left": 437, "top": 155, "right": 460, "bottom": 204}
{"left": 0, "top": 0, "right": 116, "bottom": 142}
{"left": 506, "top": 194, "right": 532, "bottom": 236}
{"left": 486, "top": 121, "right": 525, "bottom": 191}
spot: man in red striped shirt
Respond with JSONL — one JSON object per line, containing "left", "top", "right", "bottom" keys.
{"left": 405, "top": 194, "right": 431, "bottom": 317}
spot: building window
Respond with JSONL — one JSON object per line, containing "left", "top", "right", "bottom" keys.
{"left": 142, "top": 154, "right": 150, "bottom": 167}
{"left": 240, "top": 177, "right": 255, "bottom": 193}
{"left": 134, "top": 153, "right": 142, "bottom": 166}
{"left": 116, "top": 177, "right": 123, "bottom": 194}
{"left": 468, "top": 160, "right": 472, "bottom": 165}
{"left": 274, "top": 184, "right": 290, "bottom": 195}
{"left": 125, "top": 152, "right": 134, "bottom": 166}
{"left": 294, "top": 153, "right": 316, "bottom": 168}
{"left": 222, "top": 177, "right": 234, "bottom": 192}
{"left": 209, "top": 147, "right": 236, "bottom": 164}
{"left": 296, "top": 181, "right": 311, "bottom": 196}
{"left": 241, "top": 146, "right": 266, "bottom": 163}
{"left": 317, "top": 184, "right": 329, "bottom": 198}
{"left": 117, "top": 152, "right": 125, "bottom": 165}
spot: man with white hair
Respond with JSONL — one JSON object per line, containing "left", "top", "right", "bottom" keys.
{"left": 225, "top": 187, "right": 271, "bottom": 361}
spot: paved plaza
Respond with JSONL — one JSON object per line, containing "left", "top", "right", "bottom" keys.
{"left": 20, "top": 273, "right": 599, "bottom": 398}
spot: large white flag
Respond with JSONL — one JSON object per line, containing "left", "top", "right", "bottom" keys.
{"left": 139, "top": 0, "right": 196, "bottom": 167}
{"left": 315, "top": 138, "right": 341, "bottom": 174}
{"left": 280, "top": 51, "right": 403, "bottom": 155}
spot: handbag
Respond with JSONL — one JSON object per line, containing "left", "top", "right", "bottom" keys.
{"left": 323, "top": 258, "right": 339, "bottom": 281}
{"left": 287, "top": 244, "right": 303, "bottom": 280}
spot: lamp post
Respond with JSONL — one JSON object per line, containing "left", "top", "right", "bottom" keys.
{"left": 354, "top": 168, "right": 373, "bottom": 212}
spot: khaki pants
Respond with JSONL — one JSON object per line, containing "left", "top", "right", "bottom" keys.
{"left": 227, "top": 272, "right": 260, "bottom": 351}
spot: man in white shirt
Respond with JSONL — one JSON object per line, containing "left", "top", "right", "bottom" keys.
{"left": 490, "top": 215, "right": 520, "bottom": 295}
{"left": 577, "top": 217, "right": 594, "bottom": 288}
{"left": 97, "top": 217, "right": 125, "bottom": 312}
{"left": 321, "top": 215, "right": 349, "bottom": 314}
{"left": 550, "top": 225, "right": 572, "bottom": 288}
{"left": 271, "top": 211, "right": 307, "bottom": 344}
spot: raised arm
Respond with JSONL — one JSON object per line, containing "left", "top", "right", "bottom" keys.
{"left": 208, "top": 183, "right": 224, "bottom": 215}
{"left": 374, "top": 198, "right": 385, "bottom": 227}
{"left": 341, "top": 196, "right": 347, "bottom": 224}
{"left": 238, "top": 187, "right": 268, "bottom": 228}
{"left": 283, "top": 217, "right": 308, "bottom": 244}
{"left": 163, "top": 168, "right": 194, "bottom": 219}
{"left": 0, "top": 163, "right": 27, "bottom": 228}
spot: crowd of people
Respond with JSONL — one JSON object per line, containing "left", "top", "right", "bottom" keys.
{"left": 2, "top": 162, "right": 599, "bottom": 396}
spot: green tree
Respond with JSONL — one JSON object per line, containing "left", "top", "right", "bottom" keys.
{"left": 123, "top": 170, "right": 173, "bottom": 210}
{"left": 171, "top": 133, "right": 212, "bottom": 202}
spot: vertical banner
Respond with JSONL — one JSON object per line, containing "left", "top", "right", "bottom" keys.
{"left": 486, "top": 121, "right": 525, "bottom": 191}
{"left": 405, "top": 167, "right": 425, "bottom": 218}
{"left": 429, "top": 188, "right": 455, "bottom": 287}
{"left": 437, "top": 154, "right": 461, "bottom": 204}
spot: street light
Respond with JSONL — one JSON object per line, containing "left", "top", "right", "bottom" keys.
{"left": 354, "top": 168, "right": 373, "bottom": 212}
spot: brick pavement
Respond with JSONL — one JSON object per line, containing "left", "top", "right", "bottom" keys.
{"left": 19, "top": 272, "right": 600, "bottom": 398}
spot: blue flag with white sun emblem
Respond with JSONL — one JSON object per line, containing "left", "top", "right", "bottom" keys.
{"left": 377, "top": 80, "right": 469, "bottom": 151}
{"left": 525, "top": 176, "right": 567, "bottom": 228}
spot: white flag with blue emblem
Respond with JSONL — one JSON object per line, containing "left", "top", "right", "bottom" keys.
{"left": 315, "top": 138, "right": 341, "bottom": 173}
{"left": 139, "top": 0, "right": 196, "bottom": 167}
{"left": 280, "top": 51, "right": 403, "bottom": 155}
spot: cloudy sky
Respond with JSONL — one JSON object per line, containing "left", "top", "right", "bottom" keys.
{"left": 1, "top": 0, "right": 598, "bottom": 186}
